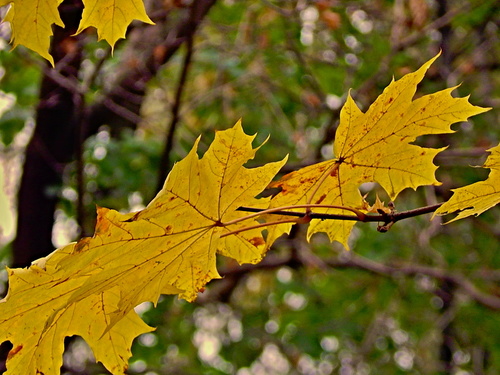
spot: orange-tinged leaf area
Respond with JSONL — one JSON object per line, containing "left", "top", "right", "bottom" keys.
{"left": 0, "top": 0, "right": 153, "bottom": 64}
{"left": 266, "top": 54, "right": 490, "bottom": 248}
{"left": 265, "top": 160, "right": 363, "bottom": 249}
{"left": 434, "top": 143, "right": 500, "bottom": 222}
{"left": 0, "top": 121, "right": 286, "bottom": 375}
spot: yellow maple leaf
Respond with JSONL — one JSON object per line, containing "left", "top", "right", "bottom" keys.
{"left": 0, "top": 0, "right": 64, "bottom": 65}
{"left": 434, "top": 143, "right": 500, "bottom": 222}
{"left": 1, "top": 248, "right": 154, "bottom": 375}
{"left": 76, "top": 0, "right": 154, "bottom": 49}
{"left": 0, "top": 0, "right": 153, "bottom": 64}
{"left": 265, "top": 159, "right": 363, "bottom": 249}
{"left": 266, "top": 54, "right": 489, "bottom": 248}
{"left": 0, "top": 121, "right": 286, "bottom": 375}
{"left": 364, "top": 194, "right": 392, "bottom": 214}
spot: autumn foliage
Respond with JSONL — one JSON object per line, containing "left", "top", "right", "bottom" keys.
{"left": 0, "top": 2, "right": 498, "bottom": 375}
{"left": 0, "top": 0, "right": 153, "bottom": 65}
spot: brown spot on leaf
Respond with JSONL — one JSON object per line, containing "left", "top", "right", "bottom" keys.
{"left": 74, "top": 237, "right": 91, "bottom": 253}
{"left": 249, "top": 237, "right": 265, "bottom": 246}
{"left": 123, "top": 212, "right": 140, "bottom": 222}
{"left": 7, "top": 345, "right": 22, "bottom": 360}
{"left": 315, "top": 194, "right": 326, "bottom": 204}
{"left": 95, "top": 209, "right": 112, "bottom": 234}
{"left": 279, "top": 187, "right": 290, "bottom": 195}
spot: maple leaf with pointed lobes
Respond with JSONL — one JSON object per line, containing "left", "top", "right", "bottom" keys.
{"left": 266, "top": 53, "right": 490, "bottom": 249}
{"left": 434, "top": 143, "right": 500, "bottom": 222}
{"left": 76, "top": 0, "right": 154, "bottom": 49}
{"left": 0, "top": 0, "right": 153, "bottom": 65}
{"left": 0, "top": 248, "right": 154, "bottom": 375}
{"left": 0, "top": 0, "right": 64, "bottom": 65}
{"left": 0, "top": 121, "right": 286, "bottom": 375}
{"left": 265, "top": 159, "right": 363, "bottom": 250}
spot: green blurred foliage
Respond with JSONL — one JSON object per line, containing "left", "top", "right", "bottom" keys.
{"left": 0, "top": 47, "right": 40, "bottom": 146}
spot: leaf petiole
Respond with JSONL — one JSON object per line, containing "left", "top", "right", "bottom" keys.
{"left": 223, "top": 203, "right": 365, "bottom": 227}
{"left": 220, "top": 218, "right": 300, "bottom": 239}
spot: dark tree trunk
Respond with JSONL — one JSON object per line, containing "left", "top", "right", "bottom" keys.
{"left": 437, "top": 279, "right": 456, "bottom": 374}
{"left": 12, "top": 1, "right": 84, "bottom": 268}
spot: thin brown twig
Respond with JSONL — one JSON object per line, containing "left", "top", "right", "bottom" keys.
{"left": 43, "top": 67, "right": 82, "bottom": 94}
{"left": 101, "top": 97, "right": 143, "bottom": 124}
{"left": 237, "top": 203, "right": 442, "bottom": 225}
{"left": 74, "top": 46, "right": 112, "bottom": 239}
{"left": 218, "top": 252, "right": 500, "bottom": 310}
{"left": 221, "top": 203, "right": 441, "bottom": 239}
{"left": 82, "top": 46, "right": 112, "bottom": 91}
{"left": 223, "top": 203, "right": 365, "bottom": 226}
{"left": 74, "top": 91, "right": 87, "bottom": 237}
{"left": 18, "top": 47, "right": 82, "bottom": 95}
{"left": 156, "top": 9, "right": 196, "bottom": 192}
{"left": 393, "top": 3, "right": 470, "bottom": 51}
{"left": 325, "top": 253, "right": 500, "bottom": 310}
{"left": 220, "top": 218, "right": 300, "bottom": 238}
